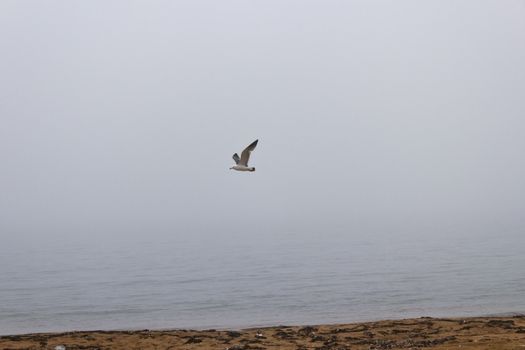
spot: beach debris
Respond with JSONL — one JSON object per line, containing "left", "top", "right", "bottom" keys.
{"left": 297, "top": 326, "right": 317, "bottom": 337}
{"left": 226, "top": 346, "right": 245, "bottom": 350}
{"left": 274, "top": 329, "right": 296, "bottom": 340}
{"left": 310, "top": 334, "right": 326, "bottom": 342}
{"left": 226, "top": 344, "right": 265, "bottom": 350}
{"left": 54, "top": 346, "right": 66, "bottom": 350}
{"left": 184, "top": 335, "right": 202, "bottom": 344}
{"left": 363, "top": 330, "right": 374, "bottom": 338}
{"left": 255, "top": 331, "right": 265, "bottom": 339}
{"left": 334, "top": 327, "right": 351, "bottom": 333}
{"left": 313, "top": 345, "right": 348, "bottom": 350}
{"left": 323, "top": 335, "right": 338, "bottom": 345}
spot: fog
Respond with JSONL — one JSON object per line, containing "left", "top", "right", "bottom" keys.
{"left": 1, "top": 1, "right": 525, "bottom": 243}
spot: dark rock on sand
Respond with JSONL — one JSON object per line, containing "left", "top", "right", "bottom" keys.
{"left": 227, "top": 331, "right": 243, "bottom": 338}
{"left": 486, "top": 319, "right": 515, "bottom": 329}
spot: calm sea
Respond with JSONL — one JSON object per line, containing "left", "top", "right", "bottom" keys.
{"left": 1, "top": 231, "right": 524, "bottom": 335}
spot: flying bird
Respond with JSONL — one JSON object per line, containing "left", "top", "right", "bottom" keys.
{"left": 230, "top": 139, "right": 258, "bottom": 172}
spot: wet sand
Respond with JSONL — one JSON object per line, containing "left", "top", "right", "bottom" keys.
{"left": 1, "top": 316, "right": 525, "bottom": 349}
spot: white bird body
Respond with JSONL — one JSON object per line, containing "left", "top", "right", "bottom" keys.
{"left": 230, "top": 139, "right": 258, "bottom": 172}
{"left": 231, "top": 165, "right": 255, "bottom": 171}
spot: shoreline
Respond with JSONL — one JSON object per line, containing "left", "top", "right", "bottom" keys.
{"left": 2, "top": 316, "right": 525, "bottom": 349}
{"left": 3, "top": 311, "right": 524, "bottom": 337}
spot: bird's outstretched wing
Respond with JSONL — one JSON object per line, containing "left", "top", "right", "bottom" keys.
{"left": 239, "top": 139, "right": 258, "bottom": 166}
{"left": 232, "top": 153, "right": 240, "bottom": 164}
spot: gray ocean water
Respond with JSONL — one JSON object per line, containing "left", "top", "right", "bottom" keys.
{"left": 1, "top": 231, "right": 524, "bottom": 335}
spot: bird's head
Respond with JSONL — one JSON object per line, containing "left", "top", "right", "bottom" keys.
{"left": 249, "top": 167, "right": 256, "bottom": 172}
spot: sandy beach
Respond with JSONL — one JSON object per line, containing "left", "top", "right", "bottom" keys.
{"left": 2, "top": 316, "right": 524, "bottom": 350}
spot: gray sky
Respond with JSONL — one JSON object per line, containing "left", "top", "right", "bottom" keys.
{"left": 1, "top": 0, "right": 525, "bottom": 241}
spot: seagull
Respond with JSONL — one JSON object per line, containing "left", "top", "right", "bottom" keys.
{"left": 230, "top": 139, "right": 258, "bottom": 172}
